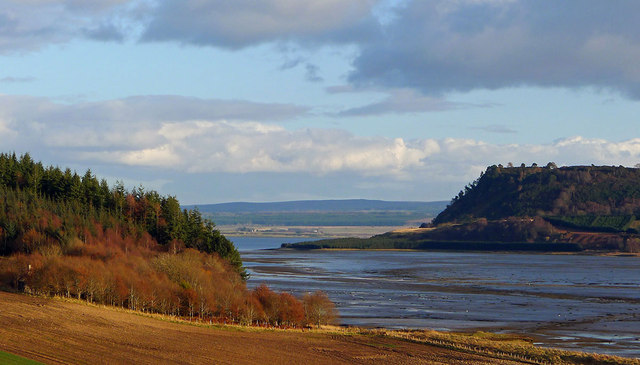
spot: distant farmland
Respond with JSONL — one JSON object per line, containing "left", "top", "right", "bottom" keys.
{"left": 185, "top": 200, "right": 448, "bottom": 227}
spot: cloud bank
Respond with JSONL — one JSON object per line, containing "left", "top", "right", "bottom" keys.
{"left": 1, "top": 95, "right": 639, "bottom": 187}
{"left": 141, "top": 0, "right": 378, "bottom": 48}
{"left": 3, "top": 0, "right": 640, "bottom": 98}
{"left": 104, "top": 123, "right": 640, "bottom": 180}
{"left": 0, "top": 0, "right": 138, "bottom": 53}
{"left": 350, "top": 0, "right": 640, "bottom": 97}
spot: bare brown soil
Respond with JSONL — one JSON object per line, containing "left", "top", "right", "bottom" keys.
{"left": 0, "top": 291, "right": 529, "bottom": 365}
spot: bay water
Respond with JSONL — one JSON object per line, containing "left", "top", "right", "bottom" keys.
{"left": 232, "top": 236, "right": 640, "bottom": 358}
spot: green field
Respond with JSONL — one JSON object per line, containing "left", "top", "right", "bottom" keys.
{"left": 0, "top": 351, "right": 42, "bottom": 365}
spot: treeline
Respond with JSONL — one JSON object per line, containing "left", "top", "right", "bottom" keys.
{"left": 0, "top": 249, "right": 336, "bottom": 327}
{"left": 434, "top": 164, "right": 640, "bottom": 224}
{"left": 0, "top": 152, "right": 241, "bottom": 272}
{"left": 0, "top": 153, "right": 337, "bottom": 327}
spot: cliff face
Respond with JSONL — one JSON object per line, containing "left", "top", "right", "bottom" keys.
{"left": 433, "top": 164, "right": 640, "bottom": 225}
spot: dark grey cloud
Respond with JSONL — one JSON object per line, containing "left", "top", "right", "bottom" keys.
{"left": 0, "top": 6, "right": 69, "bottom": 52}
{"left": 349, "top": 0, "right": 640, "bottom": 98}
{"left": 0, "top": 76, "right": 36, "bottom": 83}
{"left": 141, "top": 0, "right": 380, "bottom": 49}
{"left": 0, "top": 0, "right": 140, "bottom": 53}
{"left": 1, "top": 0, "right": 380, "bottom": 52}
{"left": 279, "top": 57, "right": 304, "bottom": 71}
{"left": 335, "top": 89, "right": 477, "bottom": 117}
{"left": 472, "top": 124, "right": 517, "bottom": 134}
{"left": 0, "top": 95, "right": 307, "bottom": 127}
{"left": 83, "top": 23, "right": 126, "bottom": 42}
{"left": 278, "top": 56, "right": 323, "bottom": 82}
{"left": 3, "top": 0, "right": 640, "bottom": 100}
{"left": 93, "top": 95, "right": 309, "bottom": 122}
{"left": 305, "top": 64, "right": 323, "bottom": 82}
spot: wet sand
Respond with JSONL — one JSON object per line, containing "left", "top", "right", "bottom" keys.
{"left": 237, "top": 241, "right": 640, "bottom": 358}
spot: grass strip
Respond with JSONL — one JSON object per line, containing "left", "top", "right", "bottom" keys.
{"left": 0, "top": 351, "right": 43, "bottom": 365}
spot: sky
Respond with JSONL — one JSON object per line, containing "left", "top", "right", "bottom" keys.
{"left": 1, "top": 0, "right": 639, "bottom": 204}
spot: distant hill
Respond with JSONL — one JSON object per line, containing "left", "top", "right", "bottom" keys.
{"left": 186, "top": 200, "right": 449, "bottom": 227}
{"left": 434, "top": 164, "right": 640, "bottom": 225}
{"left": 187, "top": 199, "right": 446, "bottom": 213}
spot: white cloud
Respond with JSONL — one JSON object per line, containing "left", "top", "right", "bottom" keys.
{"left": 1, "top": 95, "right": 639, "bottom": 191}
{"left": 0, "top": 119, "right": 16, "bottom": 137}
{"left": 64, "top": 119, "right": 640, "bottom": 183}
{"left": 83, "top": 120, "right": 440, "bottom": 175}
{"left": 0, "top": 94, "right": 306, "bottom": 148}
{"left": 117, "top": 145, "right": 181, "bottom": 167}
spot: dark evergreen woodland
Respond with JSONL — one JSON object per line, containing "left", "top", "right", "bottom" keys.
{"left": 434, "top": 164, "right": 640, "bottom": 225}
{"left": 0, "top": 152, "right": 242, "bottom": 271}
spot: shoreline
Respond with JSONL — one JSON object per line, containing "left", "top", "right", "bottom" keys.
{"left": 277, "top": 246, "right": 640, "bottom": 256}
{"left": 243, "top": 242, "right": 640, "bottom": 358}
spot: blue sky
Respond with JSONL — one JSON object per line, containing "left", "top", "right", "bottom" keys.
{"left": 1, "top": 0, "right": 639, "bottom": 204}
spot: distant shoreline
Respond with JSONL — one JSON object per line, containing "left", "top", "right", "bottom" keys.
{"left": 278, "top": 246, "right": 640, "bottom": 256}
{"left": 279, "top": 236, "right": 640, "bottom": 256}
{"left": 280, "top": 238, "right": 586, "bottom": 252}
{"left": 221, "top": 225, "right": 403, "bottom": 239}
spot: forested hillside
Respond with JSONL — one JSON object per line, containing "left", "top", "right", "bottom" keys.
{"left": 191, "top": 200, "right": 446, "bottom": 213}
{"left": 0, "top": 153, "right": 335, "bottom": 326}
{"left": 434, "top": 164, "right": 640, "bottom": 225}
{"left": 0, "top": 152, "right": 241, "bottom": 270}
{"left": 288, "top": 164, "right": 640, "bottom": 252}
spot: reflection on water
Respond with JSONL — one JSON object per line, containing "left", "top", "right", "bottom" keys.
{"left": 231, "top": 236, "right": 640, "bottom": 358}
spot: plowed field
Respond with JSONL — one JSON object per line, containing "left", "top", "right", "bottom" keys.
{"left": 0, "top": 291, "right": 525, "bottom": 364}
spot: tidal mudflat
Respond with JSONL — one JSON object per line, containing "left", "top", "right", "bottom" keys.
{"left": 233, "top": 237, "right": 640, "bottom": 358}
